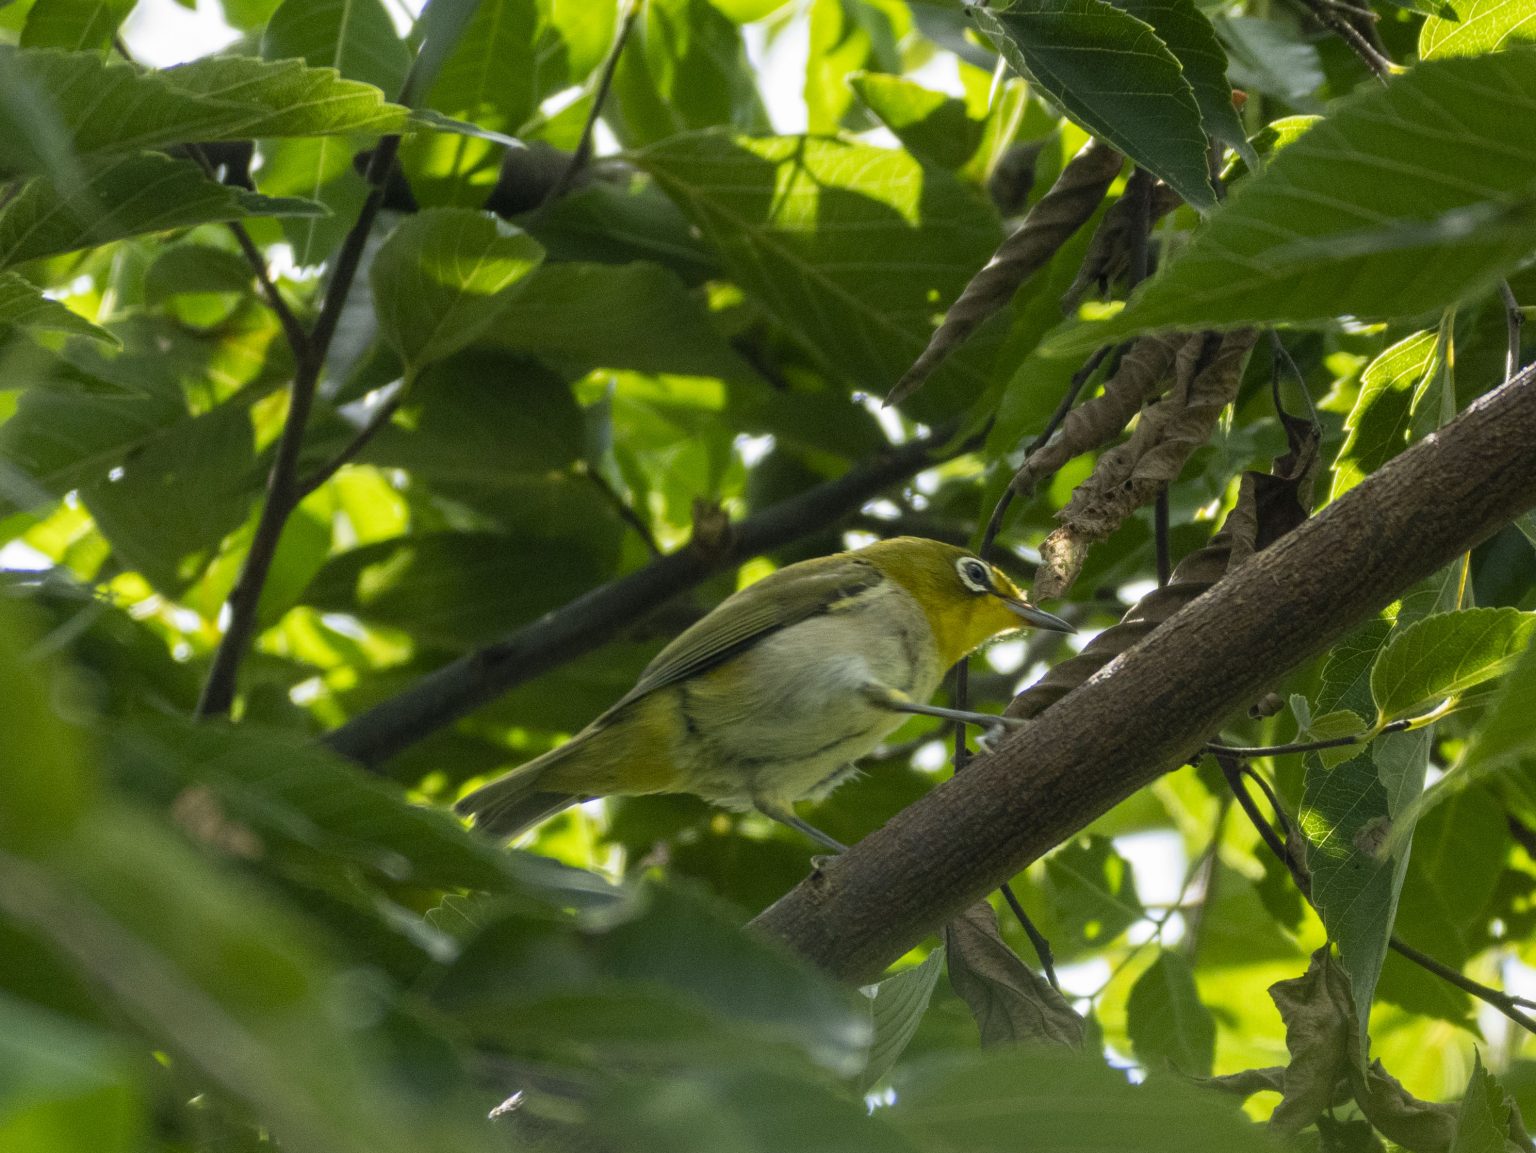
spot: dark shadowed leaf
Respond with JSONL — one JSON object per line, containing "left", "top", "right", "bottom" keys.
{"left": 943, "top": 901, "right": 1085, "bottom": 1050}
{"left": 1126, "top": 950, "right": 1215, "bottom": 1076}
{"left": 974, "top": 2, "right": 1215, "bottom": 209}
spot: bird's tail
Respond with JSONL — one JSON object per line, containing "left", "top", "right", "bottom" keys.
{"left": 454, "top": 744, "right": 582, "bottom": 841}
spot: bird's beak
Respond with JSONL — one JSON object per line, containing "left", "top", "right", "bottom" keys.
{"left": 1003, "top": 598, "right": 1076, "bottom": 633}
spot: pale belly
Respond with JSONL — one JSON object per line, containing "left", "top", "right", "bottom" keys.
{"left": 670, "top": 587, "right": 941, "bottom": 809}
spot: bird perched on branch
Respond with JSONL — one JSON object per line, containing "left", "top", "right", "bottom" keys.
{"left": 455, "top": 536, "right": 1073, "bottom": 851}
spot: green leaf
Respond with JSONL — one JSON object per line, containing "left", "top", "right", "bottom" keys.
{"left": 110, "top": 716, "right": 614, "bottom": 907}
{"left": 490, "top": 261, "right": 756, "bottom": 381}
{"left": 1388, "top": 784, "right": 1503, "bottom": 971}
{"left": 889, "top": 1047, "right": 1279, "bottom": 1153}
{"left": 0, "top": 994, "right": 144, "bottom": 1153}
{"left": 1126, "top": 951, "right": 1216, "bottom": 1076}
{"left": 850, "top": 73, "right": 984, "bottom": 169}
{"left": 1043, "top": 834, "right": 1143, "bottom": 949}
{"left": 0, "top": 152, "right": 324, "bottom": 268}
{"left": 0, "top": 600, "right": 95, "bottom": 853}
{"left": 611, "top": 0, "right": 769, "bottom": 146}
{"left": 1452, "top": 639, "right": 1536, "bottom": 793}
{"left": 19, "top": 0, "right": 135, "bottom": 52}
{"left": 369, "top": 207, "right": 546, "bottom": 370}
{"left": 160, "top": 55, "right": 408, "bottom": 138}
{"left": 398, "top": 0, "right": 542, "bottom": 206}
{"left": 859, "top": 947, "right": 944, "bottom": 1092}
{"left": 143, "top": 244, "right": 255, "bottom": 304}
{"left": 637, "top": 133, "right": 1002, "bottom": 421}
{"left": 1451, "top": 1052, "right": 1515, "bottom": 1153}
{"left": 82, "top": 401, "right": 258, "bottom": 594}
{"left": 974, "top": 1, "right": 1216, "bottom": 210}
{"left": 806, "top": 0, "right": 904, "bottom": 134}
{"left": 0, "top": 270, "right": 116, "bottom": 344}
{"left": 1214, "top": 15, "right": 1324, "bottom": 108}
{"left": 1049, "top": 51, "right": 1536, "bottom": 352}
{"left": 261, "top": 0, "right": 409, "bottom": 94}
{"left": 1421, "top": 0, "right": 1536, "bottom": 58}
{"left": 432, "top": 884, "right": 869, "bottom": 1076}
{"left": 299, "top": 530, "right": 607, "bottom": 649}
{"left": 1371, "top": 607, "right": 1536, "bottom": 721}
{"left": 357, "top": 350, "right": 586, "bottom": 480}
{"left": 1110, "top": 0, "right": 1256, "bottom": 167}
{"left": 1329, "top": 324, "right": 1452, "bottom": 501}
{"left": 0, "top": 370, "right": 186, "bottom": 514}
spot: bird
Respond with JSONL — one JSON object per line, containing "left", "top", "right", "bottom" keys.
{"left": 455, "top": 536, "right": 1073, "bottom": 851}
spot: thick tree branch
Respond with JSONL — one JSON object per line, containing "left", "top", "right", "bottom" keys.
{"left": 323, "top": 432, "right": 951, "bottom": 769}
{"left": 750, "top": 364, "right": 1536, "bottom": 983}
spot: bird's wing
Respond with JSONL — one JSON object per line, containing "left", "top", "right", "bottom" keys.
{"left": 596, "top": 554, "right": 885, "bottom": 721}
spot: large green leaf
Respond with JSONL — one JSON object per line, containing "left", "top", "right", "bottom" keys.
{"left": 1125, "top": 951, "right": 1216, "bottom": 1076}
{"left": 637, "top": 133, "right": 1003, "bottom": 420}
{"left": 370, "top": 208, "right": 546, "bottom": 370}
{"left": 299, "top": 530, "right": 607, "bottom": 649}
{"left": 859, "top": 947, "right": 944, "bottom": 1092}
{"left": 1371, "top": 607, "right": 1536, "bottom": 721}
{"left": 611, "top": 0, "right": 769, "bottom": 146}
{"left": 1329, "top": 327, "right": 1447, "bottom": 500}
{"left": 974, "top": 1, "right": 1216, "bottom": 209}
{"left": 889, "top": 1047, "right": 1279, "bottom": 1152}
{"left": 1043, "top": 834, "right": 1143, "bottom": 949}
{"left": 82, "top": 401, "right": 259, "bottom": 594}
{"left": 161, "top": 55, "right": 408, "bottom": 138}
{"left": 0, "top": 270, "right": 115, "bottom": 344}
{"left": 261, "top": 0, "right": 409, "bottom": 94}
{"left": 0, "top": 995, "right": 143, "bottom": 1153}
{"left": 399, "top": 0, "right": 542, "bottom": 206}
{"left": 1111, "top": 0, "right": 1255, "bottom": 166}
{"left": 19, "top": 0, "right": 134, "bottom": 52}
{"left": 1050, "top": 51, "right": 1536, "bottom": 351}
{"left": 850, "top": 73, "right": 985, "bottom": 169}
{"left": 1420, "top": 0, "right": 1536, "bottom": 59}
{"left": 0, "top": 371, "right": 185, "bottom": 513}
{"left": 0, "top": 49, "right": 406, "bottom": 179}
{"left": 0, "top": 152, "right": 323, "bottom": 268}
{"left": 110, "top": 716, "right": 614, "bottom": 907}
{"left": 490, "top": 260, "right": 757, "bottom": 380}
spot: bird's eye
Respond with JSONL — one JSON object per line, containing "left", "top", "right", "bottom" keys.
{"left": 957, "top": 558, "right": 991, "bottom": 592}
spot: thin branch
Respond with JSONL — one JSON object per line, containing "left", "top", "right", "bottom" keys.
{"left": 295, "top": 383, "right": 407, "bottom": 501}
{"left": 196, "top": 136, "right": 405, "bottom": 719}
{"left": 541, "top": 0, "right": 641, "bottom": 208}
{"left": 1291, "top": 0, "right": 1395, "bottom": 79}
{"left": 1000, "top": 882, "right": 1060, "bottom": 990}
{"left": 1205, "top": 718, "right": 1411, "bottom": 760}
{"left": 585, "top": 465, "right": 662, "bottom": 556}
{"left": 184, "top": 144, "right": 309, "bottom": 358}
{"left": 1386, "top": 938, "right": 1536, "bottom": 1032}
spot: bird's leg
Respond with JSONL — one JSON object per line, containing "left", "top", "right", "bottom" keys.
{"left": 863, "top": 682, "right": 1028, "bottom": 730}
{"left": 755, "top": 799, "right": 849, "bottom": 853}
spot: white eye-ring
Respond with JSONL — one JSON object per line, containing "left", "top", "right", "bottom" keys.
{"left": 957, "top": 558, "right": 991, "bottom": 592}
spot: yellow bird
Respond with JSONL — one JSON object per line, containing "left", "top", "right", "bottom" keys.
{"left": 455, "top": 536, "right": 1073, "bottom": 851}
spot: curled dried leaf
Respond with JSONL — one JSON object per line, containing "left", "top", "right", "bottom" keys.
{"left": 888, "top": 138, "right": 1124, "bottom": 407}
{"left": 1061, "top": 171, "right": 1183, "bottom": 312}
{"left": 1034, "top": 328, "right": 1258, "bottom": 598}
{"left": 944, "top": 901, "right": 1086, "bottom": 1050}
{"left": 1013, "top": 331, "right": 1188, "bottom": 496}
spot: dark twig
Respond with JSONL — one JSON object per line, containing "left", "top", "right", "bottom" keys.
{"left": 197, "top": 136, "right": 404, "bottom": 718}
{"left": 1000, "top": 883, "right": 1060, "bottom": 989}
{"left": 1292, "top": 0, "right": 1394, "bottom": 80}
{"left": 1204, "top": 717, "right": 1411, "bottom": 760}
{"left": 1217, "top": 752, "right": 1536, "bottom": 1035}
{"left": 541, "top": 0, "right": 640, "bottom": 208}
{"left": 1501, "top": 281, "right": 1524, "bottom": 383}
{"left": 185, "top": 144, "right": 309, "bottom": 358}
{"left": 585, "top": 465, "right": 662, "bottom": 556}
{"left": 295, "top": 383, "right": 407, "bottom": 501}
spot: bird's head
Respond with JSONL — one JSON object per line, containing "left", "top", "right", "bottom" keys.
{"left": 861, "top": 537, "right": 1074, "bottom": 666}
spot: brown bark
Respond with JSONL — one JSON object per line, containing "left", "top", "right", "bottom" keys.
{"left": 751, "top": 364, "right": 1536, "bottom": 983}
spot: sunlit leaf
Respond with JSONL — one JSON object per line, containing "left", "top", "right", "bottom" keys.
{"left": 0, "top": 270, "right": 115, "bottom": 344}
{"left": 1420, "top": 0, "right": 1536, "bottom": 59}
{"left": 1371, "top": 607, "right": 1536, "bottom": 721}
